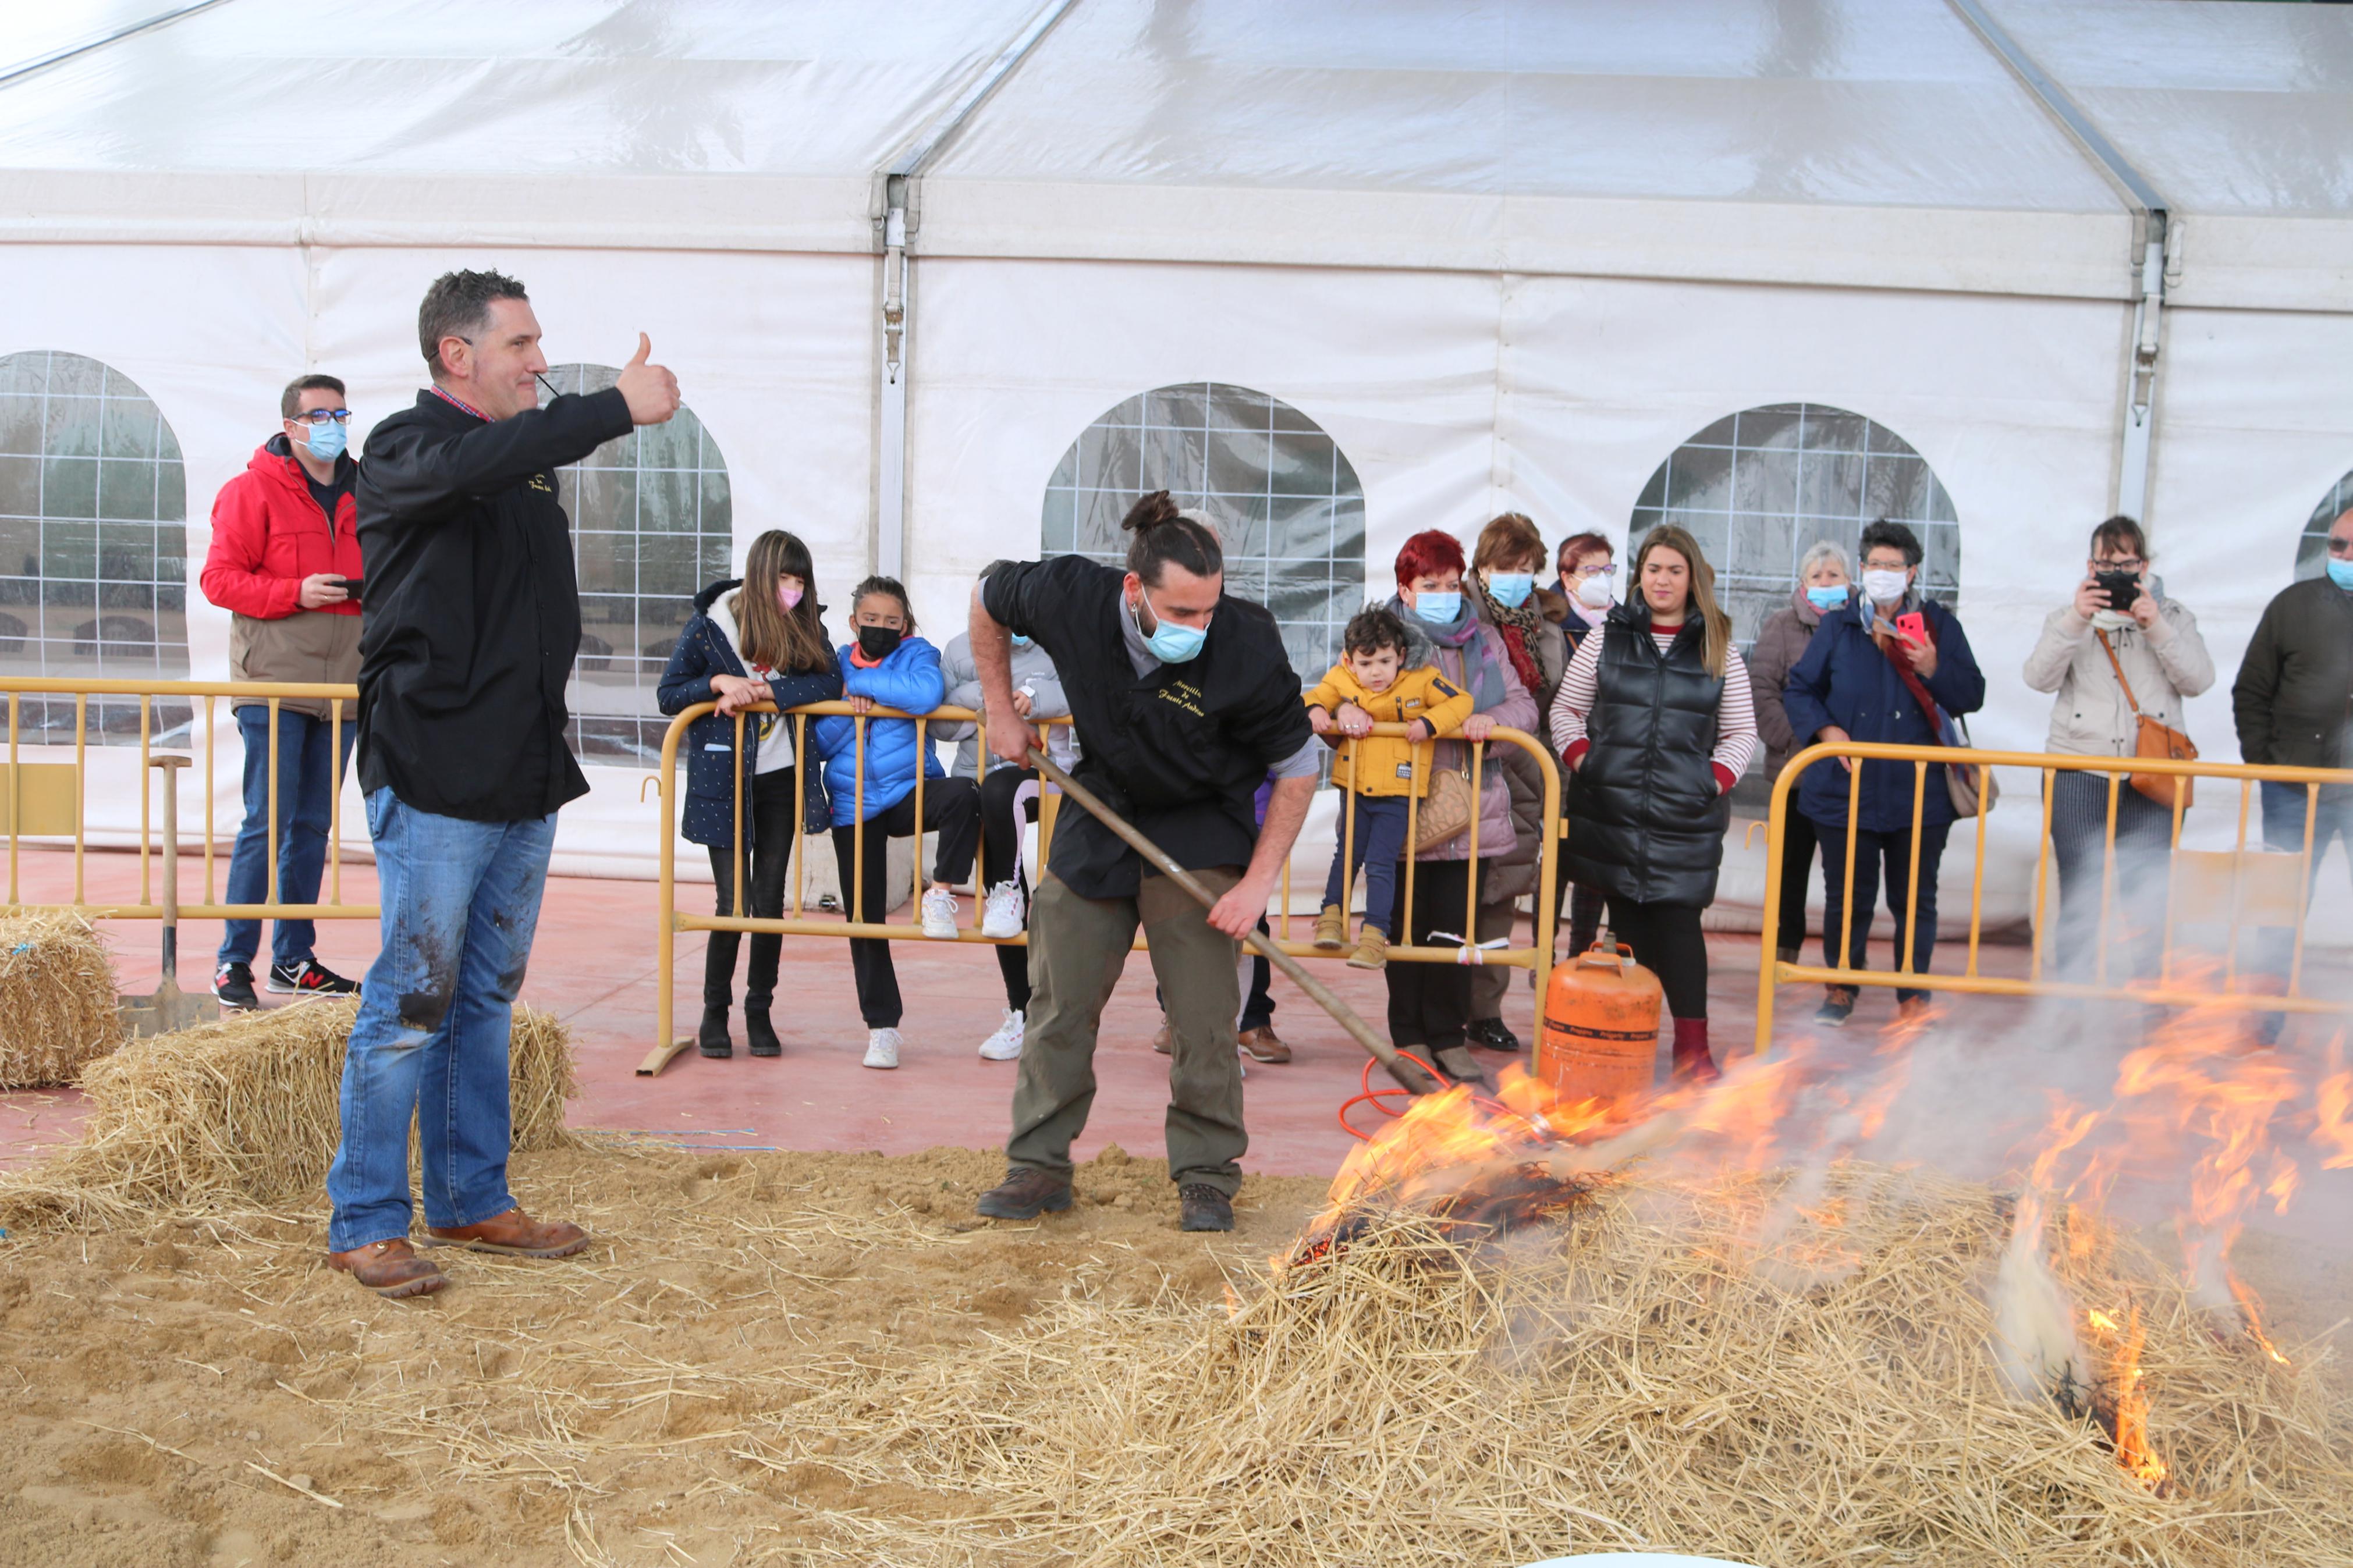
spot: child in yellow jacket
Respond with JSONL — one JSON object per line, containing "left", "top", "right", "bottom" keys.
{"left": 1303, "top": 606, "right": 1475, "bottom": 968}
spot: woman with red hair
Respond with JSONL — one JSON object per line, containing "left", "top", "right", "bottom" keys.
{"left": 1368, "top": 528, "right": 1536, "bottom": 1087}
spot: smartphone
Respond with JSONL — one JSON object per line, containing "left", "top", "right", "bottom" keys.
{"left": 2093, "top": 569, "right": 2139, "bottom": 611}
{"left": 335, "top": 576, "right": 363, "bottom": 599}
{"left": 1894, "top": 610, "right": 1927, "bottom": 645}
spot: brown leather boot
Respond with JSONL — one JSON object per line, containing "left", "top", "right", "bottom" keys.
{"left": 328, "top": 1238, "right": 446, "bottom": 1299}
{"left": 1237, "top": 1026, "right": 1291, "bottom": 1064}
{"left": 975, "top": 1166, "right": 1073, "bottom": 1220}
{"left": 424, "top": 1208, "right": 591, "bottom": 1258}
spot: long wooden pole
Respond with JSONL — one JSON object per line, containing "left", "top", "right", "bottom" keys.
{"left": 1025, "top": 748, "right": 1441, "bottom": 1096}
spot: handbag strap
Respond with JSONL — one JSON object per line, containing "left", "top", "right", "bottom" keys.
{"left": 1872, "top": 630, "right": 1952, "bottom": 747}
{"left": 2092, "top": 628, "right": 2146, "bottom": 719}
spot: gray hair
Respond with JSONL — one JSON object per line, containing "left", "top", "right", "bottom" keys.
{"left": 1797, "top": 539, "right": 1851, "bottom": 582}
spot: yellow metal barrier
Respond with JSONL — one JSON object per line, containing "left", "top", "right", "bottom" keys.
{"left": 2, "top": 677, "right": 375, "bottom": 922}
{"left": 1756, "top": 739, "right": 2353, "bottom": 1050}
{"left": 647, "top": 703, "right": 1562, "bottom": 1075}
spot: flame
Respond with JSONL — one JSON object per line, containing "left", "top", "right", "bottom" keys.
{"left": 2107, "top": 1307, "right": 2167, "bottom": 1487}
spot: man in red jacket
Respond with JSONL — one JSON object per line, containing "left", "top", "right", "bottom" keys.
{"left": 197, "top": 374, "right": 367, "bottom": 1008}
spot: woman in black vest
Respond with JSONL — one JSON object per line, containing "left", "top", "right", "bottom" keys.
{"left": 1549, "top": 524, "right": 1758, "bottom": 1083}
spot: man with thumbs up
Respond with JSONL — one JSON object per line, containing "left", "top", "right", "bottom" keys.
{"left": 326, "top": 268, "right": 680, "bottom": 1299}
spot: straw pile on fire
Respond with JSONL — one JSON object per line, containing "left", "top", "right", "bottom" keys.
{"left": 744, "top": 1022, "right": 2353, "bottom": 1567}
{"left": 0, "top": 999, "right": 578, "bottom": 1229}
{"left": 0, "top": 911, "right": 120, "bottom": 1088}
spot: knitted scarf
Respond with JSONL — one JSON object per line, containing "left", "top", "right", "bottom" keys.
{"left": 1390, "top": 593, "right": 1508, "bottom": 712}
{"left": 1474, "top": 578, "right": 1542, "bottom": 695}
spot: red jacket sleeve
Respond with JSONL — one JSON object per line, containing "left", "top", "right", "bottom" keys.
{"left": 198, "top": 472, "right": 303, "bottom": 619}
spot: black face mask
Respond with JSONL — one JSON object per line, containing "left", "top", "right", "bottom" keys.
{"left": 857, "top": 624, "right": 904, "bottom": 662}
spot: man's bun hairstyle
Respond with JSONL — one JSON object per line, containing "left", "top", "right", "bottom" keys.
{"left": 1122, "top": 490, "right": 1222, "bottom": 587}
{"left": 418, "top": 268, "right": 530, "bottom": 375}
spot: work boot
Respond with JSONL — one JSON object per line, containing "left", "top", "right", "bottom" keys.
{"left": 1432, "top": 1044, "right": 1493, "bottom": 1090}
{"left": 1178, "top": 1183, "right": 1234, "bottom": 1233}
{"left": 1346, "top": 925, "right": 1389, "bottom": 970}
{"left": 976, "top": 1167, "right": 1072, "bottom": 1220}
{"left": 1465, "top": 1016, "right": 1520, "bottom": 1055}
{"left": 1312, "top": 904, "right": 1347, "bottom": 950}
{"left": 744, "top": 1004, "right": 782, "bottom": 1057}
{"left": 328, "top": 1238, "right": 445, "bottom": 1299}
{"left": 698, "top": 1004, "right": 732, "bottom": 1058}
{"left": 1151, "top": 1015, "right": 1173, "bottom": 1055}
{"left": 1671, "top": 1018, "right": 1720, "bottom": 1085}
{"left": 424, "top": 1208, "right": 591, "bottom": 1258}
{"left": 1237, "top": 1025, "right": 1290, "bottom": 1064}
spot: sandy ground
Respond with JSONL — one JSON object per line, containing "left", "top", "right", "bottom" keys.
{"left": 0, "top": 1143, "right": 1327, "bottom": 1568}
{"left": 2, "top": 1138, "right": 2348, "bottom": 1568}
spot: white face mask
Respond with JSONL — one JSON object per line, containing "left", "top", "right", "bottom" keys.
{"left": 1861, "top": 568, "right": 1910, "bottom": 606}
{"left": 1574, "top": 573, "right": 1613, "bottom": 609}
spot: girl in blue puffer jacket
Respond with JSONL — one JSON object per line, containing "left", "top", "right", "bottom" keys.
{"left": 810, "top": 576, "right": 982, "bottom": 1070}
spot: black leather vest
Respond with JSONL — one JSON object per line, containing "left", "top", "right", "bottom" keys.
{"left": 1565, "top": 608, "right": 1731, "bottom": 908}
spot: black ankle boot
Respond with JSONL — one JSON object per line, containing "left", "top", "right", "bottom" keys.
{"left": 744, "top": 1004, "right": 782, "bottom": 1058}
{"left": 697, "top": 1004, "right": 732, "bottom": 1058}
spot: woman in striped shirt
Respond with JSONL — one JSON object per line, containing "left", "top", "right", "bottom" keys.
{"left": 1550, "top": 524, "right": 1758, "bottom": 1083}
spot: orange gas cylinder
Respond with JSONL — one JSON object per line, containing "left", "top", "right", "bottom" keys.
{"left": 1537, "top": 936, "right": 1665, "bottom": 1108}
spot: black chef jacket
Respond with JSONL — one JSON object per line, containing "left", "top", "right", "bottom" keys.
{"left": 983, "top": 555, "right": 1312, "bottom": 900}
{"left": 354, "top": 386, "right": 633, "bottom": 822}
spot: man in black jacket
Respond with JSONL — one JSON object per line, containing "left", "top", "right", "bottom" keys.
{"left": 2233, "top": 504, "right": 2353, "bottom": 1037}
{"left": 324, "top": 269, "right": 679, "bottom": 1298}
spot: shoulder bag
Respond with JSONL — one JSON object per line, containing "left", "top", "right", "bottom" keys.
{"left": 1412, "top": 757, "right": 1475, "bottom": 852}
{"left": 1874, "top": 626, "right": 1999, "bottom": 819}
{"left": 2094, "top": 628, "right": 2198, "bottom": 810}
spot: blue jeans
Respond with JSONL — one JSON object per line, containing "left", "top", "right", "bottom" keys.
{"left": 325, "top": 788, "right": 557, "bottom": 1251}
{"left": 218, "top": 705, "right": 356, "bottom": 969}
{"left": 2255, "top": 782, "right": 2353, "bottom": 981}
{"left": 1323, "top": 795, "right": 1410, "bottom": 933}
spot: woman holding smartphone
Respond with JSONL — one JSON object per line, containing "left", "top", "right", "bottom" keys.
{"left": 1782, "top": 519, "right": 1986, "bottom": 1030}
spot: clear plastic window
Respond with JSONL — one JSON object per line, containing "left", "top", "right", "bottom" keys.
{"left": 1042, "top": 383, "right": 1365, "bottom": 681}
{"left": 0, "top": 350, "right": 191, "bottom": 744}
{"left": 538, "top": 364, "right": 733, "bottom": 766}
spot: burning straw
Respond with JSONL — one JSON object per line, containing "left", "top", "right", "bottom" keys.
{"left": 0, "top": 912, "right": 120, "bottom": 1089}
{"left": 754, "top": 1161, "right": 2352, "bottom": 1568}
{"left": 0, "top": 1000, "right": 579, "bottom": 1229}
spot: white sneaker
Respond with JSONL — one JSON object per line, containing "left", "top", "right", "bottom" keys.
{"left": 920, "top": 888, "right": 959, "bottom": 938}
{"left": 1236, "top": 1043, "right": 1250, "bottom": 1080}
{"left": 863, "top": 1027, "right": 902, "bottom": 1069}
{"left": 980, "top": 879, "right": 1026, "bottom": 940}
{"left": 978, "top": 1008, "right": 1024, "bottom": 1061}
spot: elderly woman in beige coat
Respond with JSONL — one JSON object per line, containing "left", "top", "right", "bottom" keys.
{"left": 2022, "top": 514, "right": 2213, "bottom": 979}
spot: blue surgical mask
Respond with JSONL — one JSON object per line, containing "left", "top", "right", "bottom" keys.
{"left": 1133, "top": 593, "right": 1207, "bottom": 663}
{"left": 1010, "top": 633, "right": 1033, "bottom": 649}
{"left": 2328, "top": 557, "right": 2353, "bottom": 591}
{"left": 301, "top": 421, "right": 347, "bottom": 462}
{"left": 1412, "top": 591, "right": 1462, "bottom": 625}
{"left": 1805, "top": 584, "right": 1850, "bottom": 610}
{"left": 1485, "top": 572, "right": 1534, "bottom": 610}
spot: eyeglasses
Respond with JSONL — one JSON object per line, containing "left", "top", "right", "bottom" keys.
{"left": 1570, "top": 562, "right": 1617, "bottom": 578}
{"left": 2093, "top": 556, "right": 2146, "bottom": 573}
{"left": 292, "top": 408, "right": 352, "bottom": 425}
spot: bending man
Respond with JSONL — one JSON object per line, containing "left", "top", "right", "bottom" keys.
{"left": 326, "top": 269, "right": 680, "bottom": 1298}
{"left": 969, "top": 492, "right": 1318, "bottom": 1233}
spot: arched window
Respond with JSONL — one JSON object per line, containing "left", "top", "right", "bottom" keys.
{"left": 2298, "top": 471, "right": 2351, "bottom": 581}
{"left": 1631, "top": 403, "right": 1960, "bottom": 653}
{"left": 538, "top": 364, "right": 733, "bottom": 766}
{"left": 0, "top": 350, "right": 191, "bottom": 744}
{"left": 1042, "top": 383, "right": 1365, "bottom": 681}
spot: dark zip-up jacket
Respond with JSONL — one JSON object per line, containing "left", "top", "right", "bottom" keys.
{"left": 1564, "top": 607, "right": 1731, "bottom": 908}
{"left": 1781, "top": 592, "right": 1985, "bottom": 833}
{"left": 657, "top": 578, "right": 842, "bottom": 849}
{"left": 354, "top": 386, "right": 633, "bottom": 822}
{"left": 2233, "top": 575, "right": 2353, "bottom": 774}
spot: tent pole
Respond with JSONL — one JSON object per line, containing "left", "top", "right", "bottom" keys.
{"left": 1947, "top": 0, "right": 2171, "bottom": 528}
{"left": 869, "top": 0, "right": 1078, "bottom": 582}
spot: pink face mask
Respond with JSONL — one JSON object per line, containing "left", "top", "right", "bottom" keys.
{"left": 777, "top": 582, "right": 804, "bottom": 612}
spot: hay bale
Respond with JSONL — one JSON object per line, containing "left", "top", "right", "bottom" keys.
{"left": 0, "top": 1000, "right": 579, "bottom": 1228}
{"left": 0, "top": 912, "right": 120, "bottom": 1088}
{"left": 757, "top": 1163, "right": 2353, "bottom": 1567}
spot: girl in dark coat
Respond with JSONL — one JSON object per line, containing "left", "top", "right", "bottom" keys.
{"left": 1550, "top": 524, "right": 1758, "bottom": 1083}
{"left": 1781, "top": 519, "right": 1986, "bottom": 1029}
{"left": 657, "top": 530, "right": 843, "bottom": 1058}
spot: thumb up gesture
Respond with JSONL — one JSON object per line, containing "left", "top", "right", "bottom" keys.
{"left": 615, "top": 333, "right": 681, "bottom": 426}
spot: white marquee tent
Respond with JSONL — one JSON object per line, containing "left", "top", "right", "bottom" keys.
{"left": 2, "top": 0, "right": 2348, "bottom": 943}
